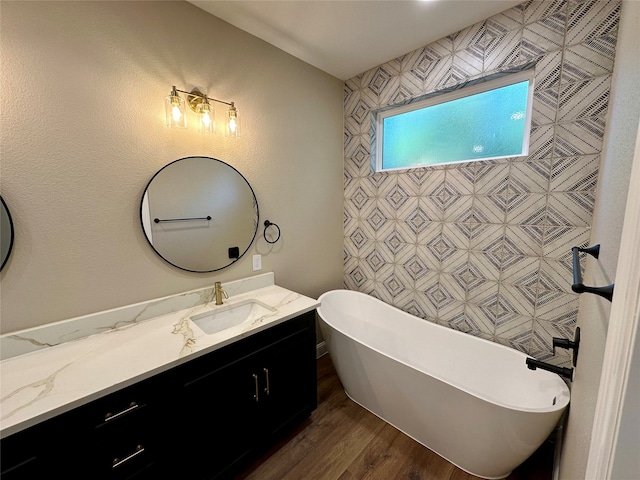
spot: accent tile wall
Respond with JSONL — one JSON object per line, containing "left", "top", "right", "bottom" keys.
{"left": 343, "top": 0, "right": 620, "bottom": 366}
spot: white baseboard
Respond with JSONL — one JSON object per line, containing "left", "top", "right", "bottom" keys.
{"left": 316, "top": 341, "right": 328, "bottom": 359}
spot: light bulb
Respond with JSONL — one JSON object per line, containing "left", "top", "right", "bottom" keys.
{"left": 165, "top": 87, "right": 186, "bottom": 128}
{"left": 172, "top": 104, "right": 183, "bottom": 123}
{"left": 196, "top": 102, "right": 214, "bottom": 134}
{"left": 225, "top": 104, "right": 240, "bottom": 138}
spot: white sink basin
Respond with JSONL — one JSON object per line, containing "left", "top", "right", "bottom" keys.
{"left": 191, "top": 299, "right": 277, "bottom": 335}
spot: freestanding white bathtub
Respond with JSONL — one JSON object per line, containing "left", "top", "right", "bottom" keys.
{"left": 317, "top": 290, "right": 570, "bottom": 480}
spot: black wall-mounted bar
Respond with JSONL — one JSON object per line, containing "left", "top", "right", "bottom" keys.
{"left": 571, "top": 244, "right": 614, "bottom": 302}
{"left": 154, "top": 216, "right": 212, "bottom": 223}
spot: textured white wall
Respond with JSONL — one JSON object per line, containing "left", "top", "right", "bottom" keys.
{"left": 0, "top": 1, "right": 344, "bottom": 334}
{"left": 559, "top": 1, "right": 640, "bottom": 478}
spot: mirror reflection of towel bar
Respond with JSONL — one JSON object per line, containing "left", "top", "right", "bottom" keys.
{"left": 571, "top": 244, "right": 614, "bottom": 302}
{"left": 154, "top": 216, "right": 212, "bottom": 223}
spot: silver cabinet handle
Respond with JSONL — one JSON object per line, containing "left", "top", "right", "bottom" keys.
{"left": 252, "top": 373, "right": 259, "bottom": 402}
{"left": 112, "top": 445, "right": 144, "bottom": 468}
{"left": 263, "top": 368, "right": 270, "bottom": 395}
{"left": 105, "top": 401, "right": 139, "bottom": 422}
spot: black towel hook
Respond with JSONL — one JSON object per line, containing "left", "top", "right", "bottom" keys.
{"left": 263, "top": 220, "right": 281, "bottom": 244}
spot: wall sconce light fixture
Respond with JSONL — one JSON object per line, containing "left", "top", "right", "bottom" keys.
{"left": 164, "top": 86, "right": 240, "bottom": 137}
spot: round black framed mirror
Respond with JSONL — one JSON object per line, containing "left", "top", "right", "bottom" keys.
{"left": 1, "top": 196, "right": 15, "bottom": 272}
{"left": 140, "top": 156, "right": 259, "bottom": 272}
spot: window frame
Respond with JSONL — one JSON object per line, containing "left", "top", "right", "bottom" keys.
{"left": 374, "top": 69, "right": 535, "bottom": 172}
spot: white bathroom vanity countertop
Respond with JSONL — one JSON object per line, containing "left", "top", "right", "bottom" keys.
{"left": 0, "top": 273, "right": 319, "bottom": 439}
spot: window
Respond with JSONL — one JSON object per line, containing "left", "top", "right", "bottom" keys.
{"left": 375, "top": 70, "right": 534, "bottom": 171}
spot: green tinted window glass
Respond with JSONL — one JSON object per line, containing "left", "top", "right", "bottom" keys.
{"left": 378, "top": 74, "right": 533, "bottom": 171}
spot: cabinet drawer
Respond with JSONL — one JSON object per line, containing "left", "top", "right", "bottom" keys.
{"left": 0, "top": 426, "right": 44, "bottom": 479}
{"left": 92, "top": 437, "right": 156, "bottom": 479}
{"left": 93, "top": 399, "right": 152, "bottom": 445}
{"left": 79, "top": 382, "right": 160, "bottom": 431}
{"left": 85, "top": 385, "right": 162, "bottom": 477}
{"left": 53, "top": 378, "right": 165, "bottom": 478}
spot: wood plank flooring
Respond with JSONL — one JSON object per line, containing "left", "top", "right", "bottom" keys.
{"left": 234, "top": 354, "right": 554, "bottom": 480}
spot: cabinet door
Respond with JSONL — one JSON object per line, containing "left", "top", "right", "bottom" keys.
{"left": 0, "top": 427, "right": 44, "bottom": 480}
{"left": 181, "top": 354, "right": 260, "bottom": 480}
{"left": 257, "top": 327, "right": 317, "bottom": 440}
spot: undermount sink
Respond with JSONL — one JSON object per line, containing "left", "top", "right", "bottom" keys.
{"left": 191, "top": 299, "right": 277, "bottom": 335}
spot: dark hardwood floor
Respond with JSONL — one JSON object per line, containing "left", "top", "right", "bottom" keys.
{"left": 234, "top": 354, "right": 555, "bottom": 480}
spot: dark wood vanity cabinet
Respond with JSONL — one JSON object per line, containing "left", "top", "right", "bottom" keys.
{"left": 1, "top": 375, "right": 164, "bottom": 480}
{"left": 0, "top": 311, "right": 317, "bottom": 480}
{"left": 171, "top": 310, "right": 317, "bottom": 479}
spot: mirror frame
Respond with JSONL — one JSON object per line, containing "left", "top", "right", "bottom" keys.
{"left": 0, "top": 196, "right": 15, "bottom": 272}
{"left": 140, "top": 157, "right": 259, "bottom": 273}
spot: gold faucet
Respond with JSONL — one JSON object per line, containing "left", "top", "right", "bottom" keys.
{"left": 214, "top": 281, "right": 228, "bottom": 305}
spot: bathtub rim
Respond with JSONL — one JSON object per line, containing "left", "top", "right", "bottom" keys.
{"left": 317, "top": 289, "right": 570, "bottom": 414}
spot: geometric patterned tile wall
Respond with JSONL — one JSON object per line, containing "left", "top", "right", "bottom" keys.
{"left": 343, "top": 0, "right": 620, "bottom": 367}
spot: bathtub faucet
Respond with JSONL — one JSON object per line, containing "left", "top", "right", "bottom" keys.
{"left": 526, "top": 357, "right": 573, "bottom": 381}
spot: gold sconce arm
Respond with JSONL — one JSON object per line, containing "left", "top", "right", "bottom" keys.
{"left": 172, "top": 87, "right": 234, "bottom": 111}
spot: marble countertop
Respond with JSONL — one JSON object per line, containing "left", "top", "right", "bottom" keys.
{"left": 0, "top": 273, "right": 320, "bottom": 439}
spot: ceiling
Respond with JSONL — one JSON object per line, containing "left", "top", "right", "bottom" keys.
{"left": 188, "top": 0, "right": 522, "bottom": 80}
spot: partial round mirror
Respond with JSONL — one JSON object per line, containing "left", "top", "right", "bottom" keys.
{"left": 1, "top": 196, "right": 15, "bottom": 271}
{"left": 140, "top": 156, "right": 259, "bottom": 272}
